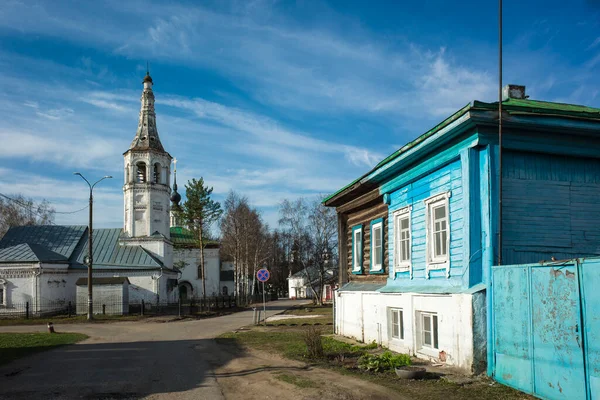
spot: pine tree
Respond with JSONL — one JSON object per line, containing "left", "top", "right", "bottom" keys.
{"left": 180, "top": 178, "right": 223, "bottom": 300}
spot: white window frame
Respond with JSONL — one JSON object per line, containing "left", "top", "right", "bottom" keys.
{"left": 416, "top": 311, "right": 439, "bottom": 356}
{"left": 370, "top": 219, "right": 384, "bottom": 272}
{"left": 0, "top": 279, "right": 6, "bottom": 306}
{"left": 393, "top": 206, "right": 412, "bottom": 276}
{"left": 352, "top": 225, "right": 363, "bottom": 273}
{"left": 424, "top": 191, "right": 451, "bottom": 278}
{"left": 389, "top": 308, "right": 404, "bottom": 340}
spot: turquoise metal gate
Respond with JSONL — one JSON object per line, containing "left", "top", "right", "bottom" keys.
{"left": 491, "top": 259, "right": 600, "bottom": 399}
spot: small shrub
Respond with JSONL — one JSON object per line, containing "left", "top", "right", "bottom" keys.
{"left": 358, "top": 351, "right": 411, "bottom": 373}
{"left": 303, "top": 326, "right": 324, "bottom": 359}
{"left": 362, "top": 341, "right": 378, "bottom": 350}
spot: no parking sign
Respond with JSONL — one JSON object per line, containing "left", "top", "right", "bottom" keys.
{"left": 257, "top": 268, "right": 270, "bottom": 282}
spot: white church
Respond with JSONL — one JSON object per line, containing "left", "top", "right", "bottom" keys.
{"left": 0, "top": 72, "right": 234, "bottom": 313}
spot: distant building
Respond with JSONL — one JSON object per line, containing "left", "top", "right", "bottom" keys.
{"left": 0, "top": 73, "right": 231, "bottom": 313}
{"left": 288, "top": 266, "right": 337, "bottom": 302}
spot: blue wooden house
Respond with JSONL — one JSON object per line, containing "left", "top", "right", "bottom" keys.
{"left": 324, "top": 85, "right": 600, "bottom": 374}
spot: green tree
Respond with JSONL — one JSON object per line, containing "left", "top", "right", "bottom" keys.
{"left": 180, "top": 178, "right": 223, "bottom": 300}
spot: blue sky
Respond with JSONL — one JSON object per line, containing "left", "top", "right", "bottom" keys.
{"left": 0, "top": 0, "right": 599, "bottom": 229}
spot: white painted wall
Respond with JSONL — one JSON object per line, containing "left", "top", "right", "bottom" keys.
{"left": 288, "top": 276, "right": 310, "bottom": 299}
{"left": 76, "top": 283, "right": 128, "bottom": 315}
{"left": 335, "top": 291, "right": 477, "bottom": 371}
{"left": 175, "top": 247, "right": 221, "bottom": 298}
{"left": 221, "top": 261, "right": 234, "bottom": 296}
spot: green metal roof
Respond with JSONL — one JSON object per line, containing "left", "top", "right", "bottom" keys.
{"left": 0, "top": 225, "right": 86, "bottom": 259}
{"left": 0, "top": 243, "right": 68, "bottom": 263}
{"left": 72, "top": 228, "right": 163, "bottom": 269}
{"left": 0, "top": 225, "right": 166, "bottom": 270}
{"left": 323, "top": 98, "right": 600, "bottom": 204}
{"left": 169, "top": 226, "right": 219, "bottom": 248}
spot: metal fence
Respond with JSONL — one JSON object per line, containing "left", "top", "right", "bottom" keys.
{"left": 0, "top": 294, "right": 268, "bottom": 319}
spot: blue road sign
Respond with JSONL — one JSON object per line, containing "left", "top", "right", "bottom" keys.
{"left": 257, "top": 268, "right": 270, "bottom": 282}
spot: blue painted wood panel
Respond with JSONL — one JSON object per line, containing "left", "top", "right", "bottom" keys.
{"left": 502, "top": 151, "right": 600, "bottom": 264}
{"left": 387, "top": 158, "right": 464, "bottom": 286}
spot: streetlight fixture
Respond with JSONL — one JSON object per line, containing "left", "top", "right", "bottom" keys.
{"left": 74, "top": 172, "right": 112, "bottom": 321}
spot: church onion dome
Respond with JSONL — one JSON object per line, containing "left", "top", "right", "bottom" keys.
{"left": 143, "top": 73, "right": 153, "bottom": 83}
{"left": 170, "top": 188, "right": 181, "bottom": 206}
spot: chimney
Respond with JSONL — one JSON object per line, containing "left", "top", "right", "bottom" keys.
{"left": 502, "top": 84, "right": 527, "bottom": 101}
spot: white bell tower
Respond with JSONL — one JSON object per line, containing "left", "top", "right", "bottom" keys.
{"left": 123, "top": 71, "right": 172, "bottom": 241}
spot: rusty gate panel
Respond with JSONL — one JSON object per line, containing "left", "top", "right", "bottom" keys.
{"left": 580, "top": 259, "right": 600, "bottom": 398}
{"left": 492, "top": 266, "right": 533, "bottom": 393}
{"left": 530, "top": 265, "right": 585, "bottom": 399}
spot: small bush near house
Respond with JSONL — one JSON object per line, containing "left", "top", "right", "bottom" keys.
{"left": 358, "top": 351, "right": 411, "bottom": 373}
{"left": 303, "top": 326, "right": 324, "bottom": 359}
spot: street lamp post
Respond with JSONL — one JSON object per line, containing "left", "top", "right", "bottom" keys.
{"left": 74, "top": 173, "right": 112, "bottom": 321}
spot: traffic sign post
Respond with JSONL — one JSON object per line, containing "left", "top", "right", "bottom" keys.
{"left": 257, "top": 268, "right": 270, "bottom": 326}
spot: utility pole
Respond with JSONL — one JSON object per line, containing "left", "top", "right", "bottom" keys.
{"left": 74, "top": 173, "right": 112, "bottom": 321}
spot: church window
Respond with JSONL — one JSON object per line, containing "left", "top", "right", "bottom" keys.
{"left": 126, "top": 164, "right": 130, "bottom": 184}
{"left": 153, "top": 163, "right": 162, "bottom": 183}
{"left": 0, "top": 279, "right": 6, "bottom": 306}
{"left": 136, "top": 162, "right": 147, "bottom": 183}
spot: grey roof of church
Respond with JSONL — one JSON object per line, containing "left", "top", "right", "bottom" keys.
{"left": 71, "top": 228, "right": 163, "bottom": 270}
{"left": 0, "top": 243, "right": 68, "bottom": 263}
{"left": 0, "top": 225, "right": 166, "bottom": 270}
{"left": 0, "top": 225, "right": 86, "bottom": 259}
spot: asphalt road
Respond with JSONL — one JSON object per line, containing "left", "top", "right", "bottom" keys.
{"left": 0, "top": 299, "right": 306, "bottom": 400}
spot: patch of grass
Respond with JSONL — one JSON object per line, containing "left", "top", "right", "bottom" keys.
{"left": 219, "top": 330, "right": 308, "bottom": 360}
{"left": 273, "top": 372, "right": 317, "bottom": 388}
{"left": 0, "top": 314, "right": 148, "bottom": 326}
{"left": 282, "top": 304, "right": 333, "bottom": 316}
{"left": 272, "top": 317, "right": 332, "bottom": 326}
{"left": 219, "top": 326, "right": 534, "bottom": 400}
{"left": 0, "top": 332, "right": 88, "bottom": 366}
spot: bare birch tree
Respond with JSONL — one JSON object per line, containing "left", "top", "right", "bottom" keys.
{"left": 0, "top": 194, "right": 55, "bottom": 238}
{"left": 278, "top": 197, "right": 337, "bottom": 305}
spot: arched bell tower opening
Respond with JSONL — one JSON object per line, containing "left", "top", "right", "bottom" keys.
{"left": 123, "top": 71, "right": 172, "bottom": 240}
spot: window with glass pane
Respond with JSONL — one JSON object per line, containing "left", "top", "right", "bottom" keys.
{"left": 353, "top": 228, "right": 362, "bottom": 271}
{"left": 390, "top": 308, "right": 404, "bottom": 339}
{"left": 399, "top": 216, "right": 410, "bottom": 262}
{"left": 372, "top": 222, "right": 383, "bottom": 269}
{"left": 432, "top": 203, "right": 448, "bottom": 260}
{"left": 0, "top": 288, "right": 3, "bottom": 305}
{"left": 421, "top": 313, "right": 439, "bottom": 349}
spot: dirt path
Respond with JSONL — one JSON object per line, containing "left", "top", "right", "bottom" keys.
{"left": 210, "top": 345, "right": 406, "bottom": 400}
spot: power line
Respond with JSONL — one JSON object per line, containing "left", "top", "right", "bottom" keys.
{"left": 0, "top": 192, "right": 88, "bottom": 216}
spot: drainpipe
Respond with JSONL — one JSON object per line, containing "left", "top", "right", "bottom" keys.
{"left": 33, "top": 265, "right": 42, "bottom": 314}
{"left": 154, "top": 268, "right": 164, "bottom": 304}
{"left": 486, "top": 241, "right": 494, "bottom": 376}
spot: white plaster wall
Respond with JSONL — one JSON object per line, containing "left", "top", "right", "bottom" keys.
{"left": 362, "top": 293, "right": 381, "bottom": 345}
{"left": 175, "top": 248, "right": 221, "bottom": 298}
{"left": 127, "top": 275, "right": 159, "bottom": 303}
{"left": 336, "top": 291, "right": 476, "bottom": 371}
{"left": 76, "top": 284, "right": 126, "bottom": 315}
{"left": 336, "top": 291, "right": 364, "bottom": 342}
{"left": 288, "top": 277, "right": 307, "bottom": 299}
{"left": 0, "top": 272, "right": 36, "bottom": 306}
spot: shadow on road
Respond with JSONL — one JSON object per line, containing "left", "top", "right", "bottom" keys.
{"left": 0, "top": 338, "right": 246, "bottom": 399}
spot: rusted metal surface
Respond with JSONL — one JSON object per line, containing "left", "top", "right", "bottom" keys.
{"left": 492, "top": 260, "right": 600, "bottom": 399}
